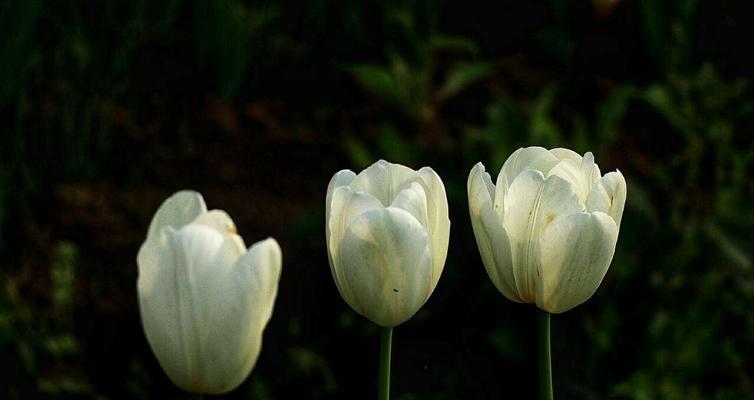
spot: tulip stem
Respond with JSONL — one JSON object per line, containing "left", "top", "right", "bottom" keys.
{"left": 538, "top": 308, "right": 553, "bottom": 400}
{"left": 378, "top": 326, "right": 393, "bottom": 400}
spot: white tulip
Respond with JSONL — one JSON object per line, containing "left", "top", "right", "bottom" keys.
{"left": 326, "top": 160, "right": 450, "bottom": 327}
{"left": 468, "top": 147, "right": 626, "bottom": 313}
{"left": 137, "top": 190, "right": 281, "bottom": 394}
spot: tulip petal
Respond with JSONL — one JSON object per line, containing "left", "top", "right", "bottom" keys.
{"left": 327, "top": 186, "right": 383, "bottom": 307}
{"left": 338, "top": 208, "right": 433, "bottom": 327}
{"left": 138, "top": 224, "right": 232, "bottom": 393}
{"left": 537, "top": 212, "right": 618, "bottom": 313}
{"left": 547, "top": 152, "right": 601, "bottom": 203}
{"left": 147, "top": 190, "right": 207, "bottom": 241}
{"left": 495, "top": 147, "right": 559, "bottom": 217}
{"left": 549, "top": 147, "right": 582, "bottom": 163}
{"left": 201, "top": 238, "right": 282, "bottom": 394}
{"left": 468, "top": 163, "right": 522, "bottom": 302}
{"left": 503, "top": 170, "right": 583, "bottom": 302}
{"left": 390, "top": 182, "right": 429, "bottom": 228}
{"left": 194, "top": 210, "right": 247, "bottom": 250}
{"left": 349, "top": 160, "right": 420, "bottom": 206}
{"left": 418, "top": 167, "right": 450, "bottom": 291}
{"left": 586, "top": 170, "right": 627, "bottom": 227}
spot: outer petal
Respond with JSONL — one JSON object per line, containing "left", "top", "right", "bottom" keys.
{"left": 494, "top": 147, "right": 559, "bottom": 217}
{"left": 349, "top": 160, "right": 420, "bottom": 206}
{"left": 503, "top": 170, "right": 584, "bottom": 302}
{"left": 201, "top": 238, "right": 282, "bottom": 394}
{"left": 549, "top": 148, "right": 582, "bottom": 163}
{"left": 138, "top": 224, "right": 235, "bottom": 393}
{"left": 537, "top": 212, "right": 618, "bottom": 313}
{"left": 467, "top": 163, "right": 522, "bottom": 302}
{"left": 147, "top": 190, "right": 207, "bottom": 241}
{"left": 417, "top": 167, "right": 450, "bottom": 291}
{"left": 327, "top": 186, "right": 383, "bottom": 304}
{"left": 338, "top": 208, "right": 433, "bottom": 327}
{"left": 586, "top": 170, "right": 627, "bottom": 227}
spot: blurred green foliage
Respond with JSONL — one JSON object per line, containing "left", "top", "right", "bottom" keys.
{"left": 1, "top": 0, "right": 754, "bottom": 399}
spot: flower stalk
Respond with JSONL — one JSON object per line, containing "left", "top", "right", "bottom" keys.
{"left": 538, "top": 308, "right": 553, "bottom": 400}
{"left": 378, "top": 327, "right": 393, "bottom": 400}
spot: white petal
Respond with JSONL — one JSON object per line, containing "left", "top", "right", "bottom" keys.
{"left": 325, "top": 170, "right": 357, "bottom": 235}
{"left": 390, "top": 182, "right": 429, "bottom": 227}
{"left": 546, "top": 152, "right": 601, "bottom": 203}
{"left": 349, "top": 159, "right": 420, "bottom": 205}
{"left": 503, "top": 170, "right": 584, "bottom": 302}
{"left": 138, "top": 224, "right": 235, "bottom": 393}
{"left": 147, "top": 190, "right": 207, "bottom": 241}
{"left": 495, "top": 147, "right": 559, "bottom": 216}
{"left": 549, "top": 148, "right": 582, "bottom": 163}
{"left": 467, "top": 163, "right": 522, "bottom": 302}
{"left": 327, "top": 186, "right": 383, "bottom": 307}
{"left": 338, "top": 208, "right": 433, "bottom": 327}
{"left": 586, "top": 171, "right": 627, "bottom": 228}
{"left": 200, "top": 238, "right": 282, "bottom": 394}
{"left": 417, "top": 167, "right": 451, "bottom": 290}
{"left": 537, "top": 212, "right": 618, "bottom": 313}
{"left": 194, "top": 210, "right": 247, "bottom": 250}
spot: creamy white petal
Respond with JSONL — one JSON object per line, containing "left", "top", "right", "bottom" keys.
{"left": 390, "top": 182, "right": 429, "bottom": 228}
{"left": 537, "top": 212, "right": 618, "bottom": 313}
{"left": 338, "top": 208, "right": 433, "bottom": 327}
{"left": 194, "top": 210, "right": 247, "bottom": 250}
{"left": 325, "top": 170, "right": 357, "bottom": 230}
{"left": 417, "top": 167, "right": 451, "bottom": 290}
{"left": 327, "top": 186, "right": 383, "bottom": 305}
{"left": 494, "top": 147, "right": 560, "bottom": 217}
{"left": 586, "top": 171, "right": 627, "bottom": 228}
{"left": 503, "top": 170, "right": 584, "bottom": 302}
{"left": 547, "top": 152, "right": 601, "bottom": 203}
{"left": 349, "top": 160, "right": 420, "bottom": 206}
{"left": 139, "top": 224, "right": 231, "bottom": 392}
{"left": 147, "top": 190, "right": 207, "bottom": 241}
{"left": 201, "top": 238, "right": 282, "bottom": 394}
{"left": 468, "top": 163, "right": 522, "bottom": 302}
{"left": 549, "top": 148, "right": 582, "bottom": 163}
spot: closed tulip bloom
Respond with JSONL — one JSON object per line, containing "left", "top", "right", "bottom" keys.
{"left": 468, "top": 147, "right": 626, "bottom": 313}
{"left": 326, "top": 160, "right": 450, "bottom": 327}
{"left": 137, "top": 190, "right": 281, "bottom": 394}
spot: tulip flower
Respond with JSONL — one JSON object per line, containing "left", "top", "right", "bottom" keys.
{"left": 326, "top": 159, "right": 450, "bottom": 327}
{"left": 137, "top": 190, "right": 282, "bottom": 394}
{"left": 468, "top": 147, "right": 625, "bottom": 313}
{"left": 326, "top": 160, "right": 450, "bottom": 399}
{"left": 468, "top": 146, "right": 626, "bottom": 399}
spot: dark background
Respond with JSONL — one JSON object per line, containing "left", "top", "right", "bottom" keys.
{"left": 1, "top": 0, "right": 754, "bottom": 399}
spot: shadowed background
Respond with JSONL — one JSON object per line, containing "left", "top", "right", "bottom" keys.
{"left": 1, "top": 0, "right": 753, "bottom": 399}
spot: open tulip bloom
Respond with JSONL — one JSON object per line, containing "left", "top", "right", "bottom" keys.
{"left": 326, "top": 160, "right": 450, "bottom": 399}
{"left": 137, "top": 190, "right": 282, "bottom": 395}
{"left": 468, "top": 146, "right": 626, "bottom": 399}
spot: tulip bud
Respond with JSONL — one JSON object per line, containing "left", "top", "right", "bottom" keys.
{"left": 326, "top": 160, "right": 451, "bottom": 327}
{"left": 468, "top": 147, "right": 626, "bottom": 313}
{"left": 137, "top": 190, "right": 281, "bottom": 394}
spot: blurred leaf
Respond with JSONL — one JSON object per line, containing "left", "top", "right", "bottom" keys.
{"left": 438, "top": 62, "right": 495, "bottom": 100}
{"left": 345, "top": 64, "right": 406, "bottom": 108}
{"left": 343, "top": 133, "right": 373, "bottom": 169}
{"left": 529, "top": 86, "right": 561, "bottom": 146}
{"left": 428, "top": 34, "right": 480, "bottom": 55}
{"left": 705, "top": 223, "right": 751, "bottom": 270}
{"left": 376, "top": 122, "right": 415, "bottom": 164}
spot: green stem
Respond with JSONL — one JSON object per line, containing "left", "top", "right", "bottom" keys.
{"left": 538, "top": 308, "right": 553, "bottom": 400}
{"left": 378, "top": 326, "right": 393, "bottom": 400}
